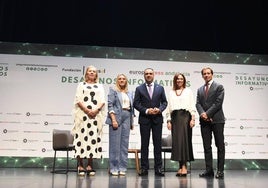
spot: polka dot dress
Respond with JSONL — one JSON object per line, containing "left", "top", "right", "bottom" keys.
{"left": 72, "top": 82, "right": 105, "bottom": 159}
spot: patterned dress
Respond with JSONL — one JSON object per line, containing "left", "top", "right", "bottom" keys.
{"left": 72, "top": 82, "right": 105, "bottom": 159}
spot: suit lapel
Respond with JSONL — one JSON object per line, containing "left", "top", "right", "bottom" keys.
{"left": 151, "top": 84, "right": 158, "bottom": 99}
{"left": 117, "top": 91, "right": 123, "bottom": 107}
{"left": 205, "top": 82, "right": 215, "bottom": 98}
{"left": 143, "top": 83, "right": 151, "bottom": 99}
{"left": 127, "top": 91, "right": 133, "bottom": 110}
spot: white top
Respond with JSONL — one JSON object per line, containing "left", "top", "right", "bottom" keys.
{"left": 121, "top": 92, "right": 130, "bottom": 109}
{"left": 166, "top": 87, "right": 196, "bottom": 121}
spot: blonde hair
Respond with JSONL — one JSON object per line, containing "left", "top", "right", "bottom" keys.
{"left": 84, "top": 65, "right": 98, "bottom": 83}
{"left": 115, "top": 74, "right": 128, "bottom": 92}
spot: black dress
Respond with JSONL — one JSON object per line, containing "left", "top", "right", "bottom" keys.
{"left": 170, "top": 109, "right": 194, "bottom": 163}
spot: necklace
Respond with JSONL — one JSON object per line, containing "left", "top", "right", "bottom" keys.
{"left": 175, "top": 88, "right": 184, "bottom": 96}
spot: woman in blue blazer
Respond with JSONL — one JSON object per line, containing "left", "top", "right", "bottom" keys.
{"left": 105, "top": 74, "right": 134, "bottom": 176}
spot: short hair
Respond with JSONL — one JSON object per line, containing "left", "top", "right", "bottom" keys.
{"left": 201, "top": 67, "right": 213, "bottom": 75}
{"left": 84, "top": 65, "right": 98, "bottom": 83}
{"left": 144, "top": 68, "right": 154, "bottom": 73}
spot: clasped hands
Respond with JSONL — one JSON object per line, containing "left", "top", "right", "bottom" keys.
{"left": 86, "top": 109, "right": 99, "bottom": 119}
{"left": 147, "top": 107, "right": 160, "bottom": 115}
{"left": 200, "top": 112, "right": 212, "bottom": 122}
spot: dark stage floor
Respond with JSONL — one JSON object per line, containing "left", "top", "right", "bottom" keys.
{"left": 0, "top": 168, "right": 267, "bottom": 188}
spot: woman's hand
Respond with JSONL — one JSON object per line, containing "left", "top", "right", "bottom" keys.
{"left": 86, "top": 109, "right": 99, "bottom": 119}
{"left": 190, "top": 119, "right": 195, "bottom": 128}
{"left": 167, "top": 121, "right": 172, "bottom": 130}
{"left": 112, "top": 120, "right": 118, "bottom": 130}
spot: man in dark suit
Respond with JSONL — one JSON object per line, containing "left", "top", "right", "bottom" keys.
{"left": 196, "top": 67, "right": 225, "bottom": 179}
{"left": 133, "top": 68, "right": 168, "bottom": 176}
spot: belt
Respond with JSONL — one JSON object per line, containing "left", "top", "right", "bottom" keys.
{"left": 122, "top": 108, "right": 130, "bottom": 111}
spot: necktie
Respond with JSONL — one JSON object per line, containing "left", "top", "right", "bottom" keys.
{"left": 205, "top": 83, "right": 209, "bottom": 97}
{"left": 148, "top": 84, "right": 153, "bottom": 99}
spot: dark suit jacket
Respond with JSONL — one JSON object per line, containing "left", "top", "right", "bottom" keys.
{"left": 196, "top": 81, "right": 225, "bottom": 124}
{"left": 133, "top": 83, "right": 168, "bottom": 124}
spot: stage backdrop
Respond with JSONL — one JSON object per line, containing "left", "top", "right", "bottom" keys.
{"left": 0, "top": 42, "right": 268, "bottom": 169}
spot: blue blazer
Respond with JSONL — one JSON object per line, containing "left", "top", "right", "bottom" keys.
{"left": 133, "top": 83, "right": 168, "bottom": 124}
{"left": 196, "top": 81, "right": 225, "bottom": 124}
{"left": 105, "top": 87, "right": 134, "bottom": 126}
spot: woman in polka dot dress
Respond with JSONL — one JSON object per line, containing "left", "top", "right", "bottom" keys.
{"left": 72, "top": 65, "right": 105, "bottom": 176}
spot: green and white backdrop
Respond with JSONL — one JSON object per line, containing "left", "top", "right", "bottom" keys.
{"left": 0, "top": 42, "right": 267, "bottom": 170}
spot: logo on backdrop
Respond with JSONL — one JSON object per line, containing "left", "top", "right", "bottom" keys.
{"left": 16, "top": 63, "right": 57, "bottom": 71}
{"left": 0, "top": 64, "right": 8, "bottom": 77}
{"left": 61, "top": 66, "right": 106, "bottom": 83}
{"left": 60, "top": 67, "right": 193, "bottom": 87}
{"left": 235, "top": 73, "right": 268, "bottom": 90}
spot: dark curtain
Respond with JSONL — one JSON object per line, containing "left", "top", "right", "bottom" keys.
{"left": 0, "top": 1, "right": 267, "bottom": 54}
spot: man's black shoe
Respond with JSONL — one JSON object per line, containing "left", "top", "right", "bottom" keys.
{"left": 215, "top": 171, "right": 224, "bottom": 179}
{"left": 199, "top": 170, "right": 214, "bottom": 178}
{"left": 138, "top": 169, "right": 148, "bottom": 176}
{"left": 155, "top": 169, "right": 165, "bottom": 177}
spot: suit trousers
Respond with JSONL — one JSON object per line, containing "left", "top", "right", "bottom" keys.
{"left": 200, "top": 122, "right": 225, "bottom": 172}
{"left": 139, "top": 120, "right": 163, "bottom": 171}
{"left": 109, "top": 110, "right": 131, "bottom": 173}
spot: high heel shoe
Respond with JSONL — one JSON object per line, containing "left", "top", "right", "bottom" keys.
{"left": 87, "top": 169, "right": 96, "bottom": 176}
{"left": 176, "top": 168, "right": 182, "bottom": 176}
{"left": 179, "top": 165, "right": 187, "bottom": 177}
{"left": 176, "top": 172, "right": 187, "bottom": 177}
{"left": 180, "top": 170, "right": 187, "bottom": 177}
{"left": 77, "top": 167, "right": 85, "bottom": 176}
{"left": 86, "top": 166, "right": 96, "bottom": 176}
